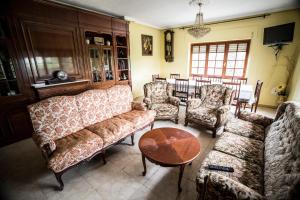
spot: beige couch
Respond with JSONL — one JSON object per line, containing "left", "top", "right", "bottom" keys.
{"left": 28, "top": 85, "right": 156, "bottom": 190}
{"left": 196, "top": 101, "right": 300, "bottom": 200}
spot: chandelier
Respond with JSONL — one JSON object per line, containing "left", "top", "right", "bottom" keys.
{"left": 188, "top": 0, "right": 211, "bottom": 38}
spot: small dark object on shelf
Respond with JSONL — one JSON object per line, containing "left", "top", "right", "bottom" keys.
{"left": 46, "top": 70, "right": 75, "bottom": 85}
{"left": 207, "top": 164, "right": 234, "bottom": 172}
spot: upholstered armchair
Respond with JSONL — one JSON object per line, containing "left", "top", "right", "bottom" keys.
{"left": 144, "top": 81, "right": 180, "bottom": 123}
{"left": 185, "top": 84, "right": 233, "bottom": 137}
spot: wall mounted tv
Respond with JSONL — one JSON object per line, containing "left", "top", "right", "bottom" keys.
{"left": 263, "top": 22, "right": 295, "bottom": 45}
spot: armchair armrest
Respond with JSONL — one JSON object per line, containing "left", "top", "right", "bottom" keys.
{"left": 238, "top": 110, "right": 273, "bottom": 127}
{"left": 168, "top": 96, "right": 180, "bottom": 106}
{"left": 143, "top": 97, "right": 152, "bottom": 107}
{"left": 32, "top": 133, "right": 56, "bottom": 158}
{"left": 132, "top": 101, "right": 147, "bottom": 111}
{"left": 203, "top": 173, "right": 264, "bottom": 200}
{"left": 216, "top": 105, "right": 231, "bottom": 126}
{"left": 187, "top": 98, "right": 202, "bottom": 110}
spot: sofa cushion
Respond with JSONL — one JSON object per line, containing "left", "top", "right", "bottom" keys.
{"left": 197, "top": 150, "right": 263, "bottom": 194}
{"left": 116, "top": 110, "right": 156, "bottom": 130}
{"left": 107, "top": 85, "right": 133, "bottom": 116}
{"left": 264, "top": 102, "right": 300, "bottom": 200}
{"left": 151, "top": 103, "right": 178, "bottom": 117}
{"left": 75, "top": 89, "right": 113, "bottom": 127}
{"left": 214, "top": 132, "right": 264, "bottom": 166}
{"left": 86, "top": 117, "right": 134, "bottom": 147}
{"left": 28, "top": 96, "right": 84, "bottom": 141}
{"left": 187, "top": 107, "right": 217, "bottom": 127}
{"left": 225, "top": 118, "right": 265, "bottom": 141}
{"left": 48, "top": 129, "right": 103, "bottom": 172}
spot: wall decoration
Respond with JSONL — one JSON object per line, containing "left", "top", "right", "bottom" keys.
{"left": 141, "top": 34, "right": 153, "bottom": 56}
{"left": 164, "top": 30, "right": 174, "bottom": 62}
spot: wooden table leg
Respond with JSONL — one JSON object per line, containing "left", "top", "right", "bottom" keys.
{"left": 142, "top": 155, "right": 147, "bottom": 176}
{"left": 178, "top": 164, "right": 186, "bottom": 192}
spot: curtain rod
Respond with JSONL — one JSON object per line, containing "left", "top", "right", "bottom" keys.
{"left": 179, "top": 13, "right": 271, "bottom": 29}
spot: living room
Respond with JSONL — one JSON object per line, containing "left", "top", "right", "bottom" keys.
{"left": 0, "top": 0, "right": 299, "bottom": 200}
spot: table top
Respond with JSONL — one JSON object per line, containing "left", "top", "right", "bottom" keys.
{"left": 139, "top": 128, "right": 201, "bottom": 166}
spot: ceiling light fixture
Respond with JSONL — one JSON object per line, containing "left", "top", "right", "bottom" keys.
{"left": 188, "top": 0, "right": 211, "bottom": 38}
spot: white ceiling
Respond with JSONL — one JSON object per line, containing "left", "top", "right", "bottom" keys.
{"left": 54, "top": 0, "right": 300, "bottom": 29}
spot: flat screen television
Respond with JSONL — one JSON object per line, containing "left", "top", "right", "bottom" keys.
{"left": 263, "top": 22, "right": 295, "bottom": 45}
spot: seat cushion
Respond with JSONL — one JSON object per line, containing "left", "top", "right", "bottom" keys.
{"left": 106, "top": 85, "right": 133, "bottom": 116}
{"left": 28, "top": 96, "right": 84, "bottom": 141}
{"left": 225, "top": 118, "right": 265, "bottom": 141}
{"left": 75, "top": 89, "right": 113, "bottom": 127}
{"left": 187, "top": 107, "right": 217, "bottom": 127}
{"left": 151, "top": 103, "right": 178, "bottom": 117}
{"left": 197, "top": 150, "right": 263, "bottom": 194}
{"left": 116, "top": 110, "right": 156, "bottom": 130}
{"left": 48, "top": 129, "right": 103, "bottom": 173}
{"left": 86, "top": 117, "right": 134, "bottom": 147}
{"left": 214, "top": 132, "right": 264, "bottom": 166}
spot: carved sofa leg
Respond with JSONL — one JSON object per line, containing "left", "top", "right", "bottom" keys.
{"left": 175, "top": 117, "right": 179, "bottom": 124}
{"left": 184, "top": 118, "right": 188, "bottom": 126}
{"left": 54, "top": 172, "right": 64, "bottom": 191}
{"left": 102, "top": 151, "right": 107, "bottom": 164}
{"left": 150, "top": 121, "right": 154, "bottom": 130}
{"left": 131, "top": 134, "right": 135, "bottom": 146}
{"left": 212, "top": 129, "right": 217, "bottom": 138}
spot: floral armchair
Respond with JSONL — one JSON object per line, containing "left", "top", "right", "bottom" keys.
{"left": 143, "top": 81, "right": 180, "bottom": 123}
{"left": 185, "top": 84, "right": 233, "bottom": 137}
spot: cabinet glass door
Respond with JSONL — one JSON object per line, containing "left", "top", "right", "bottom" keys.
{"left": 89, "top": 48, "right": 102, "bottom": 82}
{"left": 103, "top": 48, "right": 114, "bottom": 81}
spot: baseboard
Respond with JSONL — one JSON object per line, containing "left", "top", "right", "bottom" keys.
{"left": 258, "top": 104, "right": 277, "bottom": 109}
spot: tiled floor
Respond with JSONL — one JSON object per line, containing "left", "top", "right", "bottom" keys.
{"left": 0, "top": 106, "right": 275, "bottom": 200}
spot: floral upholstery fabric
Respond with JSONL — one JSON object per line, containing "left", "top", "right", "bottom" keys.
{"left": 214, "top": 132, "right": 264, "bottom": 166}
{"left": 200, "top": 84, "right": 231, "bottom": 109}
{"left": 132, "top": 101, "right": 147, "bottom": 111}
{"left": 32, "top": 133, "right": 56, "bottom": 155}
{"left": 48, "top": 129, "right": 103, "bottom": 173}
{"left": 238, "top": 110, "right": 273, "bottom": 128}
{"left": 107, "top": 85, "right": 133, "bottom": 116}
{"left": 264, "top": 102, "right": 300, "bottom": 200}
{"left": 28, "top": 96, "right": 84, "bottom": 142}
{"left": 86, "top": 117, "right": 134, "bottom": 147}
{"left": 116, "top": 110, "right": 156, "bottom": 130}
{"left": 143, "top": 81, "right": 173, "bottom": 104}
{"left": 75, "top": 89, "right": 113, "bottom": 127}
{"left": 187, "top": 107, "right": 217, "bottom": 128}
{"left": 197, "top": 150, "right": 264, "bottom": 194}
{"left": 225, "top": 118, "right": 265, "bottom": 141}
{"left": 151, "top": 103, "right": 178, "bottom": 119}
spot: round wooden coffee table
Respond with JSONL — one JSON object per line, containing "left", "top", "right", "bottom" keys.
{"left": 138, "top": 127, "right": 201, "bottom": 192}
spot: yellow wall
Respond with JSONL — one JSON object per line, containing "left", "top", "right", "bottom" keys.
{"left": 129, "top": 22, "right": 162, "bottom": 97}
{"left": 288, "top": 51, "right": 300, "bottom": 101}
{"left": 160, "top": 9, "right": 300, "bottom": 106}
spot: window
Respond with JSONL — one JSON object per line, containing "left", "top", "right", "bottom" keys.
{"left": 190, "top": 40, "right": 250, "bottom": 78}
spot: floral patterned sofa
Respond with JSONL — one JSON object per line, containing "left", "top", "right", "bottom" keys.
{"left": 196, "top": 101, "right": 300, "bottom": 200}
{"left": 28, "top": 85, "right": 156, "bottom": 190}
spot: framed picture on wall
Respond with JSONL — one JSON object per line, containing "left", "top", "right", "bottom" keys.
{"left": 141, "top": 34, "right": 153, "bottom": 56}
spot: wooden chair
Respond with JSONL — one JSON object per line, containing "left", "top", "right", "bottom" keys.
{"left": 232, "top": 77, "right": 248, "bottom": 85}
{"left": 251, "top": 80, "right": 263, "bottom": 112}
{"left": 155, "top": 77, "right": 167, "bottom": 82}
{"left": 191, "top": 74, "right": 203, "bottom": 80}
{"left": 222, "top": 81, "right": 241, "bottom": 103}
{"left": 175, "top": 78, "right": 189, "bottom": 102}
{"left": 194, "top": 80, "right": 211, "bottom": 98}
{"left": 207, "top": 75, "right": 222, "bottom": 83}
{"left": 152, "top": 74, "right": 159, "bottom": 81}
{"left": 170, "top": 73, "right": 180, "bottom": 79}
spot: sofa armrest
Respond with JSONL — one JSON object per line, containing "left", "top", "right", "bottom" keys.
{"left": 132, "top": 101, "right": 147, "bottom": 111}
{"left": 203, "top": 173, "right": 264, "bottom": 200}
{"left": 32, "top": 133, "right": 56, "bottom": 158}
{"left": 143, "top": 97, "right": 152, "bottom": 108}
{"left": 168, "top": 96, "right": 180, "bottom": 106}
{"left": 216, "top": 105, "right": 231, "bottom": 126}
{"left": 238, "top": 110, "right": 273, "bottom": 127}
{"left": 187, "top": 98, "right": 202, "bottom": 110}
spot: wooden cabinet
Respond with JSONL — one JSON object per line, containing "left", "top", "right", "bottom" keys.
{"left": 0, "top": 0, "right": 131, "bottom": 147}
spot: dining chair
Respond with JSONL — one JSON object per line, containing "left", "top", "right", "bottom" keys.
{"left": 194, "top": 79, "right": 211, "bottom": 98}
{"left": 155, "top": 77, "right": 167, "bottom": 81}
{"left": 222, "top": 81, "right": 241, "bottom": 103}
{"left": 152, "top": 74, "right": 159, "bottom": 81}
{"left": 207, "top": 75, "right": 222, "bottom": 83}
{"left": 170, "top": 73, "right": 180, "bottom": 79}
{"left": 175, "top": 78, "right": 189, "bottom": 103}
{"left": 251, "top": 80, "right": 263, "bottom": 112}
{"left": 191, "top": 74, "right": 203, "bottom": 80}
{"left": 232, "top": 77, "right": 248, "bottom": 85}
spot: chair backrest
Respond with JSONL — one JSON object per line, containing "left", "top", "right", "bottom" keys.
{"left": 144, "top": 81, "right": 172, "bottom": 104}
{"left": 191, "top": 74, "right": 203, "bottom": 80}
{"left": 200, "top": 84, "right": 232, "bottom": 109}
{"left": 223, "top": 81, "right": 241, "bottom": 100}
{"left": 170, "top": 73, "right": 180, "bottom": 79}
{"left": 155, "top": 77, "right": 167, "bottom": 82}
{"left": 254, "top": 80, "right": 263, "bottom": 101}
{"left": 175, "top": 78, "right": 189, "bottom": 101}
{"left": 264, "top": 101, "right": 300, "bottom": 200}
{"left": 195, "top": 79, "right": 211, "bottom": 98}
{"left": 152, "top": 74, "right": 159, "bottom": 81}
{"left": 207, "top": 75, "right": 222, "bottom": 83}
{"left": 232, "top": 77, "right": 248, "bottom": 85}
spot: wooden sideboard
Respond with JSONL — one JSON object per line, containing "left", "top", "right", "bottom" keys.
{"left": 0, "top": 0, "right": 131, "bottom": 146}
